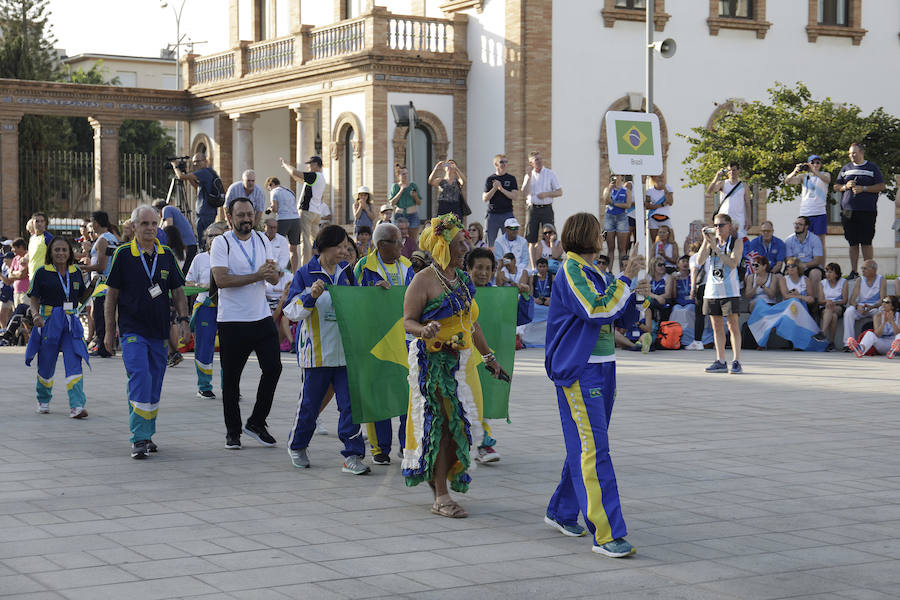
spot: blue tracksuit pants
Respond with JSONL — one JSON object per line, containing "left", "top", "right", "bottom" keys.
{"left": 36, "top": 333, "right": 86, "bottom": 408}
{"left": 366, "top": 414, "right": 407, "bottom": 457}
{"left": 192, "top": 302, "right": 218, "bottom": 392}
{"left": 122, "top": 333, "right": 168, "bottom": 443}
{"left": 546, "top": 362, "right": 627, "bottom": 546}
{"left": 289, "top": 367, "right": 364, "bottom": 458}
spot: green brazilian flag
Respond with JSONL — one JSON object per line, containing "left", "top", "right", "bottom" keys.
{"left": 330, "top": 285, "right": 518, "bottom": 424}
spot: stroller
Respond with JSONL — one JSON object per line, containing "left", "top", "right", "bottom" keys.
{"left": 0, "top": 303, "right": 34, "bottom": 346}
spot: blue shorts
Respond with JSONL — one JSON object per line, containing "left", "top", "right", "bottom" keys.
{"left": 603, "top": 211, "right": 629, "bottom": 233}
{"left": 807, "top": 214, "right": 827, "bottom": 237}
{"left": 394, "top": 211, "right": 420, "bottom": 229}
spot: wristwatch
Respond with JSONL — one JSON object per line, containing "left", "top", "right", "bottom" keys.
{"left": 176, "top": 316, "right": 189, "bottom": 323}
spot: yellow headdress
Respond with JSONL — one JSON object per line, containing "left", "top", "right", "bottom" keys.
{"left": 417, "top": 214, "right": 463, "bottom": 269}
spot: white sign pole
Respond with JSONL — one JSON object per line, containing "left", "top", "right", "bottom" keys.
{"left": 631, "top": 174, "right": 647, "bottom": 284}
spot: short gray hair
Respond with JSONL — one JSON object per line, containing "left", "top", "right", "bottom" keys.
{"left": 394, "top": 216, "right": 409, "bottom": 226}
{"left": 205, "top": 221, "right": 228, "bottom": 237}
{"left": 264, "top": 216, "right": 278, "bottom": 226}
{"left": 131, "top": 204, "right": 156, "bottom": 223}
{"left": 242, "top": 169, "right": 255, "bottom": 181}
{"left": 373, "top": 222, "right": 401, "bottom": 245}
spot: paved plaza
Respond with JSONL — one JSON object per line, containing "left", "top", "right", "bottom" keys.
{"left": 0, "top": 345, "right": 899, "bottom": 600}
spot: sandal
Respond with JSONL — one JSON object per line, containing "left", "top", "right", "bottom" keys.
{"left": 431, "top": 499, "right": 468, "bottom": 519}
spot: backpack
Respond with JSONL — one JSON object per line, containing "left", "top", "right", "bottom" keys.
{"left": 205, "top": 175, "right": 226, "bottom": 208}
{"left": 657, "top": 321, "right": 683, "bottom": 350}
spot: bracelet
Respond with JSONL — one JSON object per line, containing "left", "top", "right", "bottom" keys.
{"left": 481, "top": 352, "right": 496, "bottom": 363}
{"left": 177, "top": 316, "right": 189, "bottom": 323}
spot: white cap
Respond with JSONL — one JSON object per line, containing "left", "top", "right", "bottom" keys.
{"left": 356, "top": 185, "right": 371, "bottom": 197}
{"left": 380, "top": 204, "right": 393, "bottom": 213}
{"left": 504, "top": 217, "right": 521, "bottom": 229}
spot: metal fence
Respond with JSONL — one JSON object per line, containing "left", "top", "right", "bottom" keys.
{"left": 120, "top": 154, "right": 172, "bottom": 224}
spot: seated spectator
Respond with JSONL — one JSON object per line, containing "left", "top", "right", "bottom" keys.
{"left": 784, "top": 216, "right": 824, "bottom": 288}
{"left": 497, "top": 251, "right": 533, "bottom": 344}
{"left": 494, "top": 218, "right": 530, "bottom": 274}
{"left": 743, "top": 220, "right": 785, "bottom": 275}
{"left": 594, "top": 254, "right": 613, "bottom": 287}
{"left": 264, "top": 216, "right": 291, "bottom": 272}
{"left": 120, "top": 219, "right": 134, "bottom": 243}
{"left": 848, "top": 296, "right": 900, "bottom": 358}
{"left": 615, "top": 305, "right": 653, "bottom": 354}
{"left": 669, "top": 255, "right": 696, "bottom": 347}
{"left": 465, "top": 247, "right": 495, "bottom": 287}
{"left": 355, "top": 225, "right": 374, "bottom": 256}
{"left": 780, "top": 258, "right": 817, "bottom": 318}
{"left": 533, "top": 257, "right": 553, "bottom": 305}
{"left": 743, "top": 255, "right": 780, "bottom": 312}
{"left": 531, "top": 223, "right": 563, "bottom": 274}
{"left": 818, "top": 262, "right": 847, "bottom": 351}
{"left": 466, "top": 222, "right": 487, "bottom": 249}
{"left": 646, "top": 257, "right": 672, "bottom": 322}
{"left": 842, "top": 260, "right": 886, "bottom": 351}
{"left": 377, "top": 204, "right": 393, "bottom": 226}
{"left": 652, "top": 225, "right": 679, "bottom": 273}
{"left": 352, "top": 185, "right": 375, "bottom": 234}
{"left": 684, "top": 241, "right": 710, "bottom": 350}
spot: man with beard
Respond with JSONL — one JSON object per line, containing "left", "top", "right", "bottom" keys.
{"left": 211, "top": 197, "right": 283, "bottom": 450}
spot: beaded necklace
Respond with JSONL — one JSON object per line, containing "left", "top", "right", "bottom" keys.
{"left": 429, "top": 263, "right": 475, "bottom": 335}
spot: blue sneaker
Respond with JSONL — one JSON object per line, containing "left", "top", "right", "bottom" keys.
{"left": 705, "top": 360, "right": 728, "bottom": 373}
{"left": 730, "top": 360, "right": 743, "bottom": 374}
{"left": 593, "top": 537, "right": 636, "bottom": 558}
{"left": 544, "top": 515, "right": 586, "bottom": 537}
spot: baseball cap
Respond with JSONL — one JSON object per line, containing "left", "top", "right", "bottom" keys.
{"left": 380, "top": 204, "right": 393, "bottom": 213}
{"left": 2, "top": 251, "right": 13, "bottom": 260}
{"left": 306, "top": 155, "right": 323, "bottom": 166}
{"left": 504, "top": 217, "right": 520, "bottom": 229}
{"left": 807, "top": 154, "right": 822, "bottom": 162}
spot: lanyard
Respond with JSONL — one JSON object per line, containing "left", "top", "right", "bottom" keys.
{"left": 139, "top": 250, "right": 158, "bottom": 285}
{"left": 377, "top": 252, "right": 400, "bottom": 286}
{"left": 235, "top": 233, "right": 257, "bottom": 271}
{"left": 57, "top": 269, "right": 70, "bottom": 299}
{"left": 536, "top": 276, "right": 549, "bottom": 297}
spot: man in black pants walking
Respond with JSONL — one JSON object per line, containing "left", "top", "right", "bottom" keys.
{"left": 210, "top": 197, "right": 283, "bottom": 449}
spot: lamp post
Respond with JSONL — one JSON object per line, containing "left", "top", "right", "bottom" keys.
{"left": 161, "top": 0, "right": 188, "bottom": 155}
{"left": 391, "top": 101, "right": 419, "bottom": 213}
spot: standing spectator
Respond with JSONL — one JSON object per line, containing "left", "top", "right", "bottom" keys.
{"left": 532, "top": 223, "right": 564, "bottom": 274}
{"left": 120, "top": 219, "right": 134, "bottom": 243}
{"left": 742, "top": 220, "right": 785, "bottom": 274}
{"left": 263, "top": 216, "right": 291, "bottom": 271}
{"left": 784, "top": 216, "right": 824, "bottom": 289}
{"left": 482, "top": 154, "right": 518, "bottom": 245}
{"left": 27, "top": 212, "right": 54, "bottom": 284}
{"left": 707, "top": 162, "right": 751, "bottom": 239}
{"left": 466, "top": 222, "right": 487, "bottom": 249}
{"left": 211, "top": 197, "right": 283, "bottom": 450}
{"left": 388, "top": 165, "right": 422, "bottom": 238}
{"left": 697, "top": 214, "right": 743, "bottom": 373}
{"left": 521, "top": 151, "right": 563, "bottom": 265}
{"left": 818, "top": 262, "right": 847, "bottom": 351}
{"left": 26, "top": 236, "right": 92, "bottom": 417}
{"left": 282, "top": 225, "right": 369, "bottom": 474}
{"left": 282, "top": 155, "right": 326, "bottom": 265}
{"left": 685, "top": 241, "right": 708, "bottom": 351}
{"left": 743, "top": 255, "right": 780, "bottom": 312}
{"left": 104, "top": 205, "right": 190, "bottom": 459}
{"left": 377, "top": 204, "right": 393, "bottom": 226}
{"left": 602, "top": 174, "right": 632, "bottom": 270}
{"left": 169, "top": 153, "right": 224, "bottom": 250}
{"left": 0, "top": 249, "right": 13, "bottom": 329}
{"left": 395, "top": 216, "right": 417, "bottom": 258}
{"left": 493, "top": 218, "right": 529, "bottom": 275}
{"left": 532, "top": 257, "right": 553, "bottom": 306}
{"left": 428, "top": 159, "right": 468, "bottom": 222}
{"left": 185, "top": 223, "right": 227, "bottom": 399}
{"left": 225, "top": 170, "right": 266, "bottom": 228}
{"left": 833, "top": 143, "right": 885, "bottom": 279}
{"left": 645, "top": 174, "right": 674, "bottom": 242}
{"left": 7, "top": 238, "right": 29, "bottom": 307}
{"left": 842, "top": 259, "right": 886, "bottom": 351}
{"left": 848, "top": 296, "right": 900, "bottom": 358}
{"left": 652, "top": 225, "right": 679, "bottom": 272}
{"left": 154, "top": 199, "right": 198, "bottom": 273}
{"left": 266, "top": 175, "right": 301, "bottom": 272}
{"left": 80, "top": 211, "right": 120, "bottom": 358}
{"left": 352, "top": 185, "right": 375, "bottom": 234}
{"left": 785, "top": 155, "right": 830, "bottom": 262}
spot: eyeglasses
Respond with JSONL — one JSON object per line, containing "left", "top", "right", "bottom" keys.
{"left": 380, "top": 239, "right": 403, "bottom": 246}
{"left": 714, "top": 223, "right": 728, "bottom": 228}
{"left": 752, "top": 263, "right": 761, "bottom": 267}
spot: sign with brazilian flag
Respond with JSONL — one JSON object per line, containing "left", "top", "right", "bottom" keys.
{"left": 605, "top": 110, "right": 662, "bottom": 175}
{"left": 330, "top": 285, "right": 517, "bottom": 424}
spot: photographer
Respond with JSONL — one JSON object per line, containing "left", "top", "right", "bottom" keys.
{"left": 707, "top": 163, "right": 751, "bottom": 240}
{"left": 697, "top": 214, "right": 743, "bottom": 373}
{"left": 785, "top": 154, "right": 830, "bottom": 262}
{"left": 170, "top": 153, "right": 225, "bottom": 250}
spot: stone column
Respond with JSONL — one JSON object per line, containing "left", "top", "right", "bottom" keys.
{"left": 290, "top": 104, "right": 318, "bottom": 168}
{"left": 229, "top": 112, "right": 258, "bottom": 178}
{"left": 89, "top": 117, "right": 123, "bottom": 220}
{"left": 0, "top": 113, "right": 22, "bottom": 238}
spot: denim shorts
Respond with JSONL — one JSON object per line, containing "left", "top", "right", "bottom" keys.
{"left": 603, "top": 211, "right": 630, "bottom": 233}
{"left": 394, "top": 210, "right": 420, "bottom": 229}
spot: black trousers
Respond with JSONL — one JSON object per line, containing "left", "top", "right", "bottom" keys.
{"left": 93, "top": 295, "right": 112, "bottom": 356}
{"left": 218, "top": 317, "right": 283, "bottom": 438}
{"left": 693, "top": 284, "right": 706, "bottom": 342}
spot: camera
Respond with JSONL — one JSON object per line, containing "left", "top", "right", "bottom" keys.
{"left": 167, "top": 155, "right": 191, "bottom": 172}
{"left": 797, "top": 163, "right": 809, "bottom": 172}
{"left": 703, "top": 227, "right": 716, "bottom": 235}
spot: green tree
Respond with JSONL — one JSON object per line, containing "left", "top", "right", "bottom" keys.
{"left": 680, "top": 82, "right": 900, "bottom": 203}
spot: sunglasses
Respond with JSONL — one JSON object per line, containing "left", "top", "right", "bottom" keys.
{"left": 752, "top": 263, "right": 761, "bottom": 268}
{"left": 543, "top": 231, "right": 553, "bottom": 235}
{"left": 714, "top": 223, "right": 728, "bottom": 228}
{"left": 507, "top": 227, "right": 519, "bottom": 230}
{"left": 498, "top": 159, "right": 508, "bottom": 164}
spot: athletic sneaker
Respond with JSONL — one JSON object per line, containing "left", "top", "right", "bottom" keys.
{"left": 593, "top": 538, "right": 636, "bottom": 558}
{"left": 196, "top": 390, "right": 216, "bottom": 399}
{"left": 372, "top": 453, "right": 391, "bottom": 466}
{"left": 544, "top": 515, "right": 586, "bottom": 537}
{"left": 887, "top": 339, "right": 900, "bottom": 360}
{"left": 147, "top": 440, "right": 158, "bottom": 453}
{"left": 685, "top": 340, "right": 705, "bottom": 351}
{"left": 225, "top": 436, "right": 242, "bottom": 450}
{"left": 342, "top": 455, "right": 370, "bottom": 475}
{"left": 847, "top": 271, "right": 859, "bottom": 280}
{"left": 847, "top": 337, "right": 864, "bottom": 358}
{"left": 36, "top": 402, "right": 50, "bottom": 414}
{"left": 475, "top": 445, "right": 501, "bottom": 463}
{"left": 289, "top": 448, "right": 310, "bottom": 468}
{"left": 639, "top": 332, "right": 652, "bottom": 354}
{"left": 69, "top": 406, "right": 88, "bottom": 419}
{"left": 131, "top": 440, "right": 149, "bottom": 459}
{"left": 705, "top": 360, "right": 728, "bottom": 373}
{"left": 244, "top": 423, "right": 277, "bottom": 447}
{"left": 167, "top": 352, "right": 184, "bottom": 367}
{"left": 315, "top": 418, "right": 328, "bottom": 435}
{"left": 730, "top": 360, "right": 743, "bottom": 374}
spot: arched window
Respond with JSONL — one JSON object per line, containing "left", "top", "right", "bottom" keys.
{"left": 343, "top": 127, "right": 356, "bottom": 223}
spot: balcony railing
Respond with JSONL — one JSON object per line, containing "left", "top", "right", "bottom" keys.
{"left": 186, "top": 7, "right": 466, "bottom": 88}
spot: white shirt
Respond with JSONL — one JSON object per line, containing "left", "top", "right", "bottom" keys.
{"left": 647, "top": 185, "right": 672, "bottom": 220}
{"left": 210, "top": 230, "right": 275, "bottom": 322}
{"left": 493, "top": 234, "right": 531, "bottom": 275}
{"left": 225, "top": 182, "right": 266, "bottom": 214}
{"left": 300, "top": 172, "right": 328, "bottom": 216}
{"left": 266, "top": 271, "right": 293, "bottom": 302}
{"left": 524, "top": 167, "right": 561, "bottom": 206}
{"left": 719, "top": 180, "right": 747, "bottom": 238}
{"left": 266, "top": 232, "right": 291, "bottom": 270}
{"left": 800, "top": 174, "right": 828, "bottom": 217}
{"left": 185, "top": 251, "right": 211, "bottom": 302}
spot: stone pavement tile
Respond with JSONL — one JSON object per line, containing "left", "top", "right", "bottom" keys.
{"left": 287, "top": 541, "right": 382, "bottom": 562}
{"left": 806, "top": 561, "right": 900, "bottom": 587}
{"left": 270, "top": 583, "right": 349, "bottom": 599}
{"left": 643, "top": 559, "right": 758, "bottom": 584}
{"left": 30, "top": 565, "right": 139, "bottom": 590}
{"left": 0, "top": 534, "right": 120, "bottom": 560}
{"left": 3, "top": 594, "right": 66, "bottom": 600}
{"left": 400, "top": 568, "right": 471, "bottom": 590}
{"left": 195, "top": 564, "right": 343, "bottom": 592}
{"left": 128, "top": 543, "right": 192, "bottom": 560}
{"left": 166, "top": 540, "right": 231, "bottom": 556}
{"left": 3, "top": 556, "right": 59, "bottom": 574}
{"left": 582, "top": 583, "right": 745, "bottom": 600}
{"left": 431, "top": 540, "right": 570, "bottom": 565}
{"left": 101, "top": 524, "right": 241, "bottom": 546}
{"left": 316, "top": 576, "right": 406, "bottom": 599}
{"left": 0, "top": 525, "right": 53, "bottom": 543}
{"left": 189, "top": 591, "right": 292, "bottom": 600}
{"left": 364, "top": 573, "right": 438, "bottom": 595}
{"left": 118, "top": 557, "right": 227, "bottom": 579}
{"left": 697, "top": 572, "right": 852, "bottom": 600}
{"left": 43, "top": 552, "right": 107, "bottom": 570}
{"left": 56, "top": 576, "right": 219, "bottom": 600}
{"left": 243, "top": 532, "right": 309, "bottom": 549}
{"left": 17, "top": 512, "right": 67, "bottom": 526}
{"left": 0, "top": 573, "right": 48, "bottom": 596}
{"left": 204, "top": 549, "right": 308, "bottom": 571}
{"left": 837, "top": 588, "right": 900, "bottom": 600}
{"left": 323, "top": 551, "right": 463, "bottom": 578}
{"left": 435, "top": 559, "right": 558, "bottom": 586}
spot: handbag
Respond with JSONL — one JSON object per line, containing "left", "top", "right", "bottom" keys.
{"left": 458, "top": 192, "right": 472, "bottom": 217}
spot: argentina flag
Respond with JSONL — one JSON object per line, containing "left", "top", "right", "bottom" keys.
{"left": 748, "top": 299, "right": 828, "bottom": 352}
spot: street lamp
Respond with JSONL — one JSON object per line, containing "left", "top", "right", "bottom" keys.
{"left": 161, "top": 0, "right": 188, "bottom": 155}
{"left": 645, "top": 2, "right": 675, "bottom": 114}
{"left": 391, "top": 101, "right": 418, "bottom": 205}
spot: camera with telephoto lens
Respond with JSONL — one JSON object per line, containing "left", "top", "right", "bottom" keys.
{"left": 167, "top": 155, "right": 191, "bottom": 173}
{"left": 798, "top": 163, "right": 809, "bottom": 172}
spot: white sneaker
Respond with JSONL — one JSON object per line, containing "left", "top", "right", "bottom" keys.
{"left": 685, "top": 340, "right": 705, "bottom": 351}
{"left": 315, "top": 418, "right": 328, "bottom": 436}
{"left": 69, "top": 406, "right": 88, "bottom": 419}
{"left": 36, "top": 403, "right": 50, "bottom": 414}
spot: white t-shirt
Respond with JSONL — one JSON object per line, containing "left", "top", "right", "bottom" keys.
{"left": 185, "top": 251, "right": 211, "bottom": 302}
{"left": 266, "top": 271, "right": 293, "bottom": 303}
{"left": 266, "top": 232, "right": 291, "bottom": 270}
{"left": 300, "top": 172, "right": 328, "bottom": 216}
{"left": 524, "top": 167, "right": 561, "bottom": 206}
{"left": 800, "top": 174, "right": 828, "bottom": 217}
{"left": 210, "top": 230, "right": 275, "bottom": 322}
{"left": 719, "top": 180, "right": 747, "bottom": 238}
{"left": 647, "top": 185, "right": 672, "bottom": 221}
